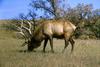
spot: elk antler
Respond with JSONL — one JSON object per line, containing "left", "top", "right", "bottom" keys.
{"left": 22, "top": 21, "right": 32, "bottom": 37}
{"left": 16, "top": 20, "right": 33, "bottom": 46}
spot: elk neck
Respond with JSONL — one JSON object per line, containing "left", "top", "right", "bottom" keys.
{"left": 33, "top": 26, "right": 45, "bottom": 42}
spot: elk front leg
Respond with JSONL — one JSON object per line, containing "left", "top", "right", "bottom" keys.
{"left": 43, "top": 38, "right": 48, "bottom": 52}
{"left": 49, "top": 36, "right": 54, "bottom": 53}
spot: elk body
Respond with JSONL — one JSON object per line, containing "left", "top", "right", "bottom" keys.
{"left": 28, "top": 21, "right": 76, "bottom": 52}
{"left": 27, "top": 20, "right": 76, "bottom": 53}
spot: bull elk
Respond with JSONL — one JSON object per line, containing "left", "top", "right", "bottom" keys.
{"left": 17, "top": 19, "right": 76, "bottom": 53}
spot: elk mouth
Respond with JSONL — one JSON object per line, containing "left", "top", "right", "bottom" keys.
{"left": 27, "top": 41, "right": 41, "bottom": 51}
{"left": 27, "top": 44, "right": 34, "bottom": 51}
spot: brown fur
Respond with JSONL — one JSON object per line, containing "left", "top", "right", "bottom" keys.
{"left": 28, "top": 20, "right": 76, "bottom": 53}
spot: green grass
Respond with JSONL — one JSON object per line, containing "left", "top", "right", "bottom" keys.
{"left": 0, "top": 31, "right": 100, "bottom": 67}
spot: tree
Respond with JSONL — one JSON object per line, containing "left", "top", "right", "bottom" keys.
{"left": 30, "top": 0, "right": 68, "bottom": 19}
{"left": 7, "top": 1, "right": 100, "bottom": 39}
{"left": 66, "top": 3, "right": 93, "bottom": 26}
{"left": 64, "top": 3, "right": 95, "bottom": 39}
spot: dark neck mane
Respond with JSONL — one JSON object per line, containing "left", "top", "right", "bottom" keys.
{"left": 33, "top": 24, "right": 44, "bottom": 42}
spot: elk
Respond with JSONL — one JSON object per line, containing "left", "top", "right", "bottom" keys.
{"left": 16, "top": 19, "right": 76, "bottom": 53}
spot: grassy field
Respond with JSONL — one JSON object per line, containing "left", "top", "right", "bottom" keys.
{"left": 0, "top": 30, "right": 100, "bottom": 67}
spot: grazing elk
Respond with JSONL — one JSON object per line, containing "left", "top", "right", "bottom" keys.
{"left": 17, "top": 19, "right": 76, "bottom": 53}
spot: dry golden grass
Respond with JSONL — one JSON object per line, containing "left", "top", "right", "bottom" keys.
{"left": 0, "top": 30, "right": 100, "bottom": 67}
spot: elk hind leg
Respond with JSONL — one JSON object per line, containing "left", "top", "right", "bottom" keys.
{"left": 69, "top": 38, "right": 75, "bottom": 53}
{"left": 62, "top": 33, "right": 70, "bottom": 53}
{"left": 62, "top": 38, "right": 69, "bottom": 53}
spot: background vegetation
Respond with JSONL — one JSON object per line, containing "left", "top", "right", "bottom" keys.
{"left": 0, "top": 30, "right": 100, "bottom": 67}
{"left": 0, "top": 0, "right": 100, "bottom": 67}
{"left": 1, "top": 0, "right": 100, "bottom": 39}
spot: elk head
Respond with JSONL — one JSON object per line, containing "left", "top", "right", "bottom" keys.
{"left": 16, "top": 20, "right": 38, "bottom": 51}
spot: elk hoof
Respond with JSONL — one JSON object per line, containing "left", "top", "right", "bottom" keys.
{"left": 43, "top": 50, "right": 46, "bottom": 53}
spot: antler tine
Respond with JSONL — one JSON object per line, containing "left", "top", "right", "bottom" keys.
{"left": 27, "top": 21, "right": 32, "bottom": 31}
{"left": 15, "top": 20, "right": 33, "bottom": 47}
{"left": 15, "top": 20, "right": 28, "bottom": 47}
{"left": 19, "top": 31, "right": 28, "bottom": 47}
{"left": 23, "top": 21, "right": 32, "bottom": 36}
{"left": 16, "top": 28, "right": 28, "bottom": 47}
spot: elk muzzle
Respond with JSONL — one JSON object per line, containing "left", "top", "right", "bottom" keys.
{"left": 27, "top": 41, "right": 41, "bottom": 51}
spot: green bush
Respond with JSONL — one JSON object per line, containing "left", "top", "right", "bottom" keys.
{"left": 1, "top": 23, "right": 16, "bottom": 31}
